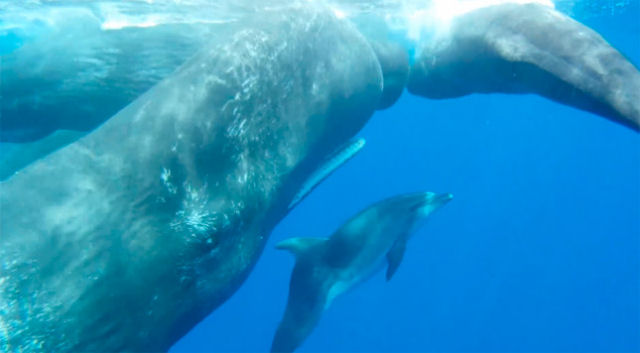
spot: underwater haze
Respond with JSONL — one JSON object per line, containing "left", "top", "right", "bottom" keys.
{"left": 1, "top": 0, "right": 638, "bottom": 352}
{"left": 171, "top": 2, "right": 640, "bottom": 352}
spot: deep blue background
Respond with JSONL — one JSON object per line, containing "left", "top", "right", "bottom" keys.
{"left": 172, "top": 4, "right": 640, "bottom": 352}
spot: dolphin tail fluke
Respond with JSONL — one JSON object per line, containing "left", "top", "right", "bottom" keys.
{"left": 271, "top": 298, "right": 325, "bottom": 353}
{"left": 271, "top": 300, "right": 324, "bottom": 353}
{"left": 272, "top": 247, "right": 329, "bottom": 353}
{"left": 271, "top": 329, "right": 296, "bottom": 353}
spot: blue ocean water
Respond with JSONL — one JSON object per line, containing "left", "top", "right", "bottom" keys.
{"left": 170, "top": 3, "right": 640, "bottom": 353}
{"left": 0, "top": 1, "right": 638, "bottom": 352}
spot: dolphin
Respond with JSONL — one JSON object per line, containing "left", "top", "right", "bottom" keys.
{"left": 1, "top": 2, "right": 638, "bottom": 352}
{"left": 271, "top": 191, "right": 453, "bottom": 353}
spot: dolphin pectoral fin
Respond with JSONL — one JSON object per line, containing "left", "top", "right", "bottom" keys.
{"left": 276, "top": 237, "right": 327, "bottom": 257}
{"left": 386, "top": 240, "right": 407, "bottom": 281}
{"left": 288, "top": 137, "right": 366, "bottom": 211}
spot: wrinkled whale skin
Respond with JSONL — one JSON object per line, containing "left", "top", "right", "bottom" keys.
{"left": 0, "top": 6, "right": 382, "bottom": 352}
{"left": 408, "top": 3, "right": 640, "bottom": 131}
{"left": 3, "top": 2, "right": 638, "bottom": 146}
{"left": 369, "top": 40, "right": 409, "bottom": 110}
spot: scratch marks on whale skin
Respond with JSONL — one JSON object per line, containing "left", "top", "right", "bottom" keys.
{"left": 160, "top": 167, "right": 177, "bottom": 195}
{"left": 169, "top": 182, "right": 215, "bottom": 237}
{"left": 0, "top": 256, "right": 56, "bottom": 352}
{"left": 166, "top": 179, "right": 233, "bottom": 247}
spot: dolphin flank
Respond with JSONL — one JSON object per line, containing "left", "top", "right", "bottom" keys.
{"left": 271, "top": 192, "right": 453, "bottom": 353}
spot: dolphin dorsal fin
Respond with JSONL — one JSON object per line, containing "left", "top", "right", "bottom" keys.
{"left": 276, "top": 237, "right": 327, "bottom": 257}
{"left": 288, "top": 138, "right": 366, "bottom": 211}
{"left": 385, "top": 239, "right": 407, "bottom": 281}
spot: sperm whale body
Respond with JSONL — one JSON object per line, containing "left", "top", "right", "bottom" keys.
{"left": 0, "top": 2, "right": 638, "bottom": 352}
{"left": 408, "top": 3, "right": 640, "bottom": 131}
{"left": 0, "top": 6, "right": 383, "bottom": 351}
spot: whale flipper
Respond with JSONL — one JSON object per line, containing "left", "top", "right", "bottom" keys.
{"left": 386, "top": 239, "right": 407, "bottom": 281}
{"left": 288, "top": 138, "right": 366, "bottom": 211}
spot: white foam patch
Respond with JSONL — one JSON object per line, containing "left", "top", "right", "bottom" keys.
{"left": 96, "top": 2, "right": 164, "bottom": 30}
{"left": 101, "top": 19, "right": 159, "bottom": 30}
{"left": 331, "top": 6, "right": 348, "bottom": 19}
{"left": 401, "top": 0, "right": 555, "bottom": 42}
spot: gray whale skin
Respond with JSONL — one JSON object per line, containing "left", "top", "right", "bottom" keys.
{"left": 1, "top": 2, "right": 640, "bottom": 353}
{"left": 408, "top": 3, "right": 640, "bottom": 131}
{"left": 0, "top": 7, "right": 383, "bottom": 351}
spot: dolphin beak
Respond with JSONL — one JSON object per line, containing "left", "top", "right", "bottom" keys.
{"left": 434, "top": 192, "right": 454, "bottom": 205}
{"left": 417, "top": 192, "right": 453, "bottom": 216}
